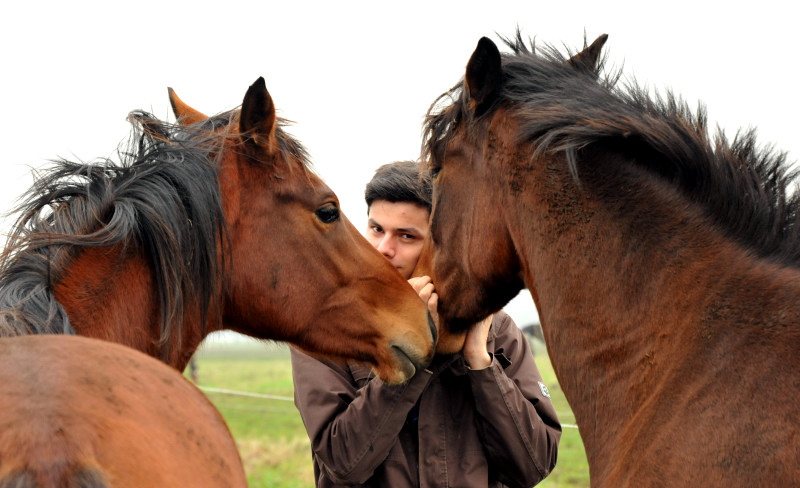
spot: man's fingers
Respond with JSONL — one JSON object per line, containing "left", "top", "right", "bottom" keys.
{"left": 427, "top": 292, "right": 440, "bottom": 327}
{"left": 408, "top": 276, "right": 432, "bottom": 293}
{"left": 416, "top": 283, "right": 434, "bottom": 302}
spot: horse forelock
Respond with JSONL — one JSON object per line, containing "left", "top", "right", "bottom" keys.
{"left": 424, "top": 31, "right": 800, "bottom": 266}
{"left": 0, "top": 111, "right": 231, "bottom": 350}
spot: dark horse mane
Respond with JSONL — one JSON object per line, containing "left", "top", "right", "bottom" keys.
{"left": 0, "top": 108, "right": 309, "bottom": 356}
{"left": 424, "top": 32, "right": 800, "bottom": 266}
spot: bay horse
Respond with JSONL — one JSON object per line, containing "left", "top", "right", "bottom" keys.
{"left": 0, "top": 335, "right": 246, "bottom": 487}
{"left": 0, "top": 77, "right": 435, "bottom": 384}
{"left": 422, "top": 32, "right": 800, "bottom": 486}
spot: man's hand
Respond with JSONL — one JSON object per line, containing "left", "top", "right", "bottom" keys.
{"left": 408, "top": 276, "right": 439, "bottom": 329}
{"left": 409, "top": 277, "right": 492, "bottom": 367}
{"left": 462, "top": 315, "right": 493, "bottom": 370}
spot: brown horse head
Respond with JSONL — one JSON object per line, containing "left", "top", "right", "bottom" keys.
{"left": 421, "top": 38, "right": 524, "bottom": 334}
{"left": 423, "top": 35, "right": 608, "bottom": 334}
{"left": 0, "top": 78, "right": 435, "bottom": 384}
{"left": 169, "top": 78, "right": 436, "bottom": 383}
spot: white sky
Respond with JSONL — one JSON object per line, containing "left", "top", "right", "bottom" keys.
{"left": 2, "top": 1, "right": 798, "bottom": 327}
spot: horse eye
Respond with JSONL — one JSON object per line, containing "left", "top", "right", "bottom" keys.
{"left": 315, "top": 204, "right": 340, "bottom": 224}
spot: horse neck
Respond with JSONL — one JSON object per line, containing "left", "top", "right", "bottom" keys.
{"left": 52, "top": 244, "right": 206, "bottom": 369}
{"left": 511, "top": 154, "right": 800, "bottom": 478}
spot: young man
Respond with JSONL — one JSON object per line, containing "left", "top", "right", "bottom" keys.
{"left": 291, "top": 161, "right": 561, "bottom": 487}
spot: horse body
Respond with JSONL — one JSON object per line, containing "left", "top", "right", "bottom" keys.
{"left": 0, "top": 77, "right": 435, "bottom": 383}
{"left": 424, "top": 33, "right": 799, "bottom": 486}
{"left": 515, "top": 148, "right": 800, "bottom": 485}
{"left": 0, "top": 335, "right": 247, "bottom": 487}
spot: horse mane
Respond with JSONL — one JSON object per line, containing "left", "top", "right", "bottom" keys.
{"left": 424, "top": 31, "right": 800, "bottom": 265}
{"left": 0, "top": 107, "right": 310, "bottom": 355}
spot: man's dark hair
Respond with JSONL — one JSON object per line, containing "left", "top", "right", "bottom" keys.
{"left": 365, "top": 160, "right": 432, "bottom": 213}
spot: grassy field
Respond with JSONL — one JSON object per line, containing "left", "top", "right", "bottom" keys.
{"left": 191, "top": 337, "right": 590, "bottom": 487}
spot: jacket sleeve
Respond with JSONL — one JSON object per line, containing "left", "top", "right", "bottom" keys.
{"left": 290, "top": 347, "right": 431, "bottom": 485}
{"left": 468, "top": 312, "right": 561, "bottom": 487}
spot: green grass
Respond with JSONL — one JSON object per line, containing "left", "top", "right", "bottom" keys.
{"left": 190, "top": 338, "right": 590, "bottom": 487}
{"left": 529, "top": 342, "right": 591, "bottom": 488}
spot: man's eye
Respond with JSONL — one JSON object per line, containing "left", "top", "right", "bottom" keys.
{"left": 315, "top": 204, "right": 340, "bottom": 224}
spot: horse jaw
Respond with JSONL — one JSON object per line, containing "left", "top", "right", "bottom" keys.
{"left": 434, "top": 331, "right": 467, "bottom": 354}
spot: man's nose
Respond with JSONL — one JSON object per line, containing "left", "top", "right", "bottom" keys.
{"left": 376, "top": 236, "right": 395, "bottom": 258}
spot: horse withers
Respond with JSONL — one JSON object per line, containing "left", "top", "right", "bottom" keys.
{"left": 0, "top": 335, "right": 246, "bottom": 488}
{"left": 423, "top": 32, "right": 800, "bottom": 486}
{"left": 0, "top": 77, "right": 435, "bottom": 384}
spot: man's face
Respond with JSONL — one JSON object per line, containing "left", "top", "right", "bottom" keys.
{"left": 366, "top": 200, "right": 430, "bottom": 280}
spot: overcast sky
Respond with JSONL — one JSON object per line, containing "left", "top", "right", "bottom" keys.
{"left": 2, "top": 1, "right": 797, "bottom": 327}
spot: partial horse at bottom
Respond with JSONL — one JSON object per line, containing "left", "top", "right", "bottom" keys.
{"left": 0, "top": 335, "right": 246, "bottom": 488}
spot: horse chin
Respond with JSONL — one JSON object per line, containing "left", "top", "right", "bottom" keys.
{"left": 374, "top": 345, "right": 420, "bottom": 384}
{"left": 435, "top": 330, "right": 467, "bottom": 354}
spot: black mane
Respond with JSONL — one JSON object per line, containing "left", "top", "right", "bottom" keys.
{"left": 0, "top": 105, "right": 311, "bottom": 355}
{"left": 0, "top": 110, "right": 234, "bottom": 354}
{"left": 424, "top": 32, "right": 800, "bottom": 265}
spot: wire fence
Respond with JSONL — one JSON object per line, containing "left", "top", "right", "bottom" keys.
{"left": 198, "top": 385, "right": 579, "bottom": 429}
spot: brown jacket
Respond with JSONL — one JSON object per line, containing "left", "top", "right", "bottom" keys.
{"left": 291, "top": 312, "right": 561, "bottom": 487}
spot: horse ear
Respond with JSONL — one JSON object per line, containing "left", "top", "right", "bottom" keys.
{"left": 465, "top": 37, "right": 502, "bottom": 112}
{"left": 568, "top": 34, "right": 608, "bottom": 73}
{"left": 239, "top": 77, "right": 277, "bottom": 153}
{"left": 167, "top": 87, "right": 208, "bottom": 126}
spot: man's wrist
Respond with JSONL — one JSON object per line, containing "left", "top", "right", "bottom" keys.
{"left": 465, "top": 352, "right": 492, "bottom": 370}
